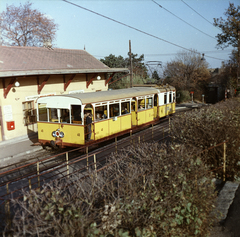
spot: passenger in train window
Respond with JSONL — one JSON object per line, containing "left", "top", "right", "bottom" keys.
{"left": 102, "top": 113, "right": 107, "bottom": 119}
{"left": 139, "top": 105, "right": 143, "bottom": 110}
{"left": 86, "top": 113, "right": 93, "bottom": 140}
{"left": 123, "top": 108, "right": 128, "bottom": 114}
{"left": 62, "top": 110, "right": 70, "bottom": 123}
{"left": 95, "top": 113, "right": 101, "bottom": 121}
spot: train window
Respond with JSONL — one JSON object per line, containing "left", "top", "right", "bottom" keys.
{"left": 49, "top": 108, "right": 58, "bottom": 122}
{"left": 71, "top": 105, "right": 82, "bottom": 123}
{"left": 60, "top": 109, "right": 70, "bottom": 123}
{"left": 146, "top": 98, "right": 153, "bottom": 108}
{"left": 164, "top": 94, "right": 167, "bottom": 104}
{"left": 169, "top": 93, "right": 172, "bottom": 103}
{"left": 121, "top": 101, "right": 130, "bottom": 114}
{"left": 95, "top": 105, "right": 107, "bottom": 120}
{"left": 109, "top": 103, "right": 119, "bottom": 118}
{"left": 138, "top": 99, "right": 145, "bottom": 110}
{"left": 38, "top": 103, "right": 48, "bottom": 121}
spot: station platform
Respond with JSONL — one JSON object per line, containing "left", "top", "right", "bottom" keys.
{"left": 0, "top": 132, "right": 43, "bottom": 166}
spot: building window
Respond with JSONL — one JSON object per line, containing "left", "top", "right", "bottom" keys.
{"left": 22, "top": 100, "right": 36, "bottom": 125}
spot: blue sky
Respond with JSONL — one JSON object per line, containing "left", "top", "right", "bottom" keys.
{"left": 1, "top": 0, "right": 238, "bottom": 70}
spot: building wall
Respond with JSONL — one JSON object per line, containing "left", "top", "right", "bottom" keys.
{"left": 0, "top": 73, "right": 107, "bottom": 141}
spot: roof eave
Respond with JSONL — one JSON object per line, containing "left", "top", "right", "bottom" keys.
{"left": 0, "top": 68, "right": 129, "bottom": 78}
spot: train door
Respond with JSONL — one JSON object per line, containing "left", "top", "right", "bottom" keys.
{"left": 84, "top": 104, "right": 94, "bottom": 141}
{"left": 137, "top": 97, "right": 146, "bottom": 125}
{"left": 131, "top": 98, "right": 137, "bottom": 126}
{"left": 154, "top": 94, "right": 158, "bottom": 118}
{"left": 158, "top": 92, "right": 166, "bottom": 118}
{"left": 168, "top": 91, "right": 173, "bottom": 115}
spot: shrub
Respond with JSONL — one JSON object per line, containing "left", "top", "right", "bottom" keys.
{"left": 171, "top": 98, "right": 240, "bottom": 181}
{"left": 6, "top": 143, "right": 216, "bottom": 236}
{"left": 177, "top": 90, "right": 191, "bottom": 103}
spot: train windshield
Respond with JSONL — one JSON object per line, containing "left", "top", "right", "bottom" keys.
{"left": 38, "top": 103, "right": 47, "bottom": 121}
{"left": 37, "top": 103, "right": 82, "bottom": 124}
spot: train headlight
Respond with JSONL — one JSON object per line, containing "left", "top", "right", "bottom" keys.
{"left": 59, "top": 132, "right": 64, "bottom": 138}
{"left": 52, "top": 130, "right": 64, "bottom": 138}
{"left": 52, "top": 131, "right": 57, "bottom": 137}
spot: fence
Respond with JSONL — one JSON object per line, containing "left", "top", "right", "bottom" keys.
{"left": 0, "top": 118, "right": 171, "bottom": 229}
{"left": 0, "top": 119, "right": 230, "bottom": 232}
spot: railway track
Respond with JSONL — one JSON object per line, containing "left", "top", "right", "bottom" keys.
{"left": 0, "top": 106, "right": 202, "bottom": 232}
{"left": 0, "top": 118, "right": 170, "bottom": 201}
{"left": 0, "top": 106, "right": 199, "bottom": 198}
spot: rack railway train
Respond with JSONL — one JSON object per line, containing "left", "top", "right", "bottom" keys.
{"left": 36, "top": 85, "right": 176, "bottom": 148}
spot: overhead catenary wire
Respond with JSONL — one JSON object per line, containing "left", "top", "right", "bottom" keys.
{"left": 180, "top": 0, "right": 221, "bottom": 30}
{"left": 62, "top": 0, "right": 226, "bottom": 61}
{"left": 151, "top": 0, "right": 216, "bottom": 40}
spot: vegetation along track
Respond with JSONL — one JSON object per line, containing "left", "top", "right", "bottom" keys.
{"left": 0, "top": 116, "right": 173, "bottom": 202}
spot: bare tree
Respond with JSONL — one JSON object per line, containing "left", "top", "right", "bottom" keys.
{"left": 163, "top": 50, "right": 210, "bottom": 98}
{"left": 0, "top": 2, "right": 58, "bottom": 47}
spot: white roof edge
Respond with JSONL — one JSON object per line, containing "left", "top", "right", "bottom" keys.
{"left": 0, "top": 68, "right": 129, "bottom": 78}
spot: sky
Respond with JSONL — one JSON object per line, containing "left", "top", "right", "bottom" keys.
{"left": 0, "top": 0, "right": 239, "bottom": 73}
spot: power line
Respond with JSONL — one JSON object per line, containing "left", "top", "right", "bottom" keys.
{"left": 151, "top": 0, "right": 216, "bottom": 41}
{"left": 62, "top": 0, "right": 226, "bottom": 61}
{"left": 180, "top": 0, "right": 220, "bottom": 29}
{"left": 145, "top": 49, "right": 232, "bottom": 57}
{"left": 62, "top": 0, "right": 198, "bottom": 53}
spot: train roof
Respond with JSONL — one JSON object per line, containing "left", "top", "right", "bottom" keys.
{"left": 37, "top": 86, "right": 175, "bottom": 108}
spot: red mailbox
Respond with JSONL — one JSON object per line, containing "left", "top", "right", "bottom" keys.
{"left": 7, "top": 121, "right": 15, "bottom": 130}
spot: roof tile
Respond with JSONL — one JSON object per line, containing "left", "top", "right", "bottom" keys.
{"left": 0, "top": 46, "right": 109, "bottom": 71}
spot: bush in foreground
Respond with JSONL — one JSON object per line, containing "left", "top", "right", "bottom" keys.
{"left": 6, "top": 143, "right": 216, "bottom": 237}
{"left": 171, "top": 98, "right": 240, "bottom": 181}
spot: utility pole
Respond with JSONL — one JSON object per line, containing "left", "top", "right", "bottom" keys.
{"left": 238, "top": 29, "right": 240, "bottom": 87}
{"left": 129, "top": 40, "right": 133, "bottom": 88}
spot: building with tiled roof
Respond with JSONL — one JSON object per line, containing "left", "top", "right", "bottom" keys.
{"left": 0, "top": 46, "right": 128, "bottom": 141}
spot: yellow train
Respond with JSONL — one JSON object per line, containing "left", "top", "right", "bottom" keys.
{"left": 36, "top": 85, "right": 175, "bottom": 148}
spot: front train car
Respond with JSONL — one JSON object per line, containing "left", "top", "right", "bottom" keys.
{"left": 36, "top": 85, "right": 175, "bottom": 149}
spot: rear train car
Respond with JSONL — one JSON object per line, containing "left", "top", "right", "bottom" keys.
{"left": 36, "top": 85, "right": 175, "bottom": 148}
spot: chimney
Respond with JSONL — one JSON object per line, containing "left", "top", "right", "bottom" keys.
{"left": 43, "top": 39, "right": 52, "bottom": 49}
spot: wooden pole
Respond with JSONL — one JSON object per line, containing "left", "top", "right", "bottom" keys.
{"left": 223, "top": 141, "right": 226, "bottom": 182}
{"left": 169, "top": 117, "right": 170, "bottom": 134}
{"left": 37, "top": 161, "right": 40, "bottom": 188}
{"left": 129, "top": 40, "right": 133, "bottom": 88}
{"left": 66, "top": 152, "right": 69, "bottom": 178}
{"left": 152, "top": 124, "right": 153, "bottom": 139}
{"left": 28, "top": 179, "right": 32, "bottom": 190}
{"left": 86, "top": 146, "right": 89, "bottom": 169}
{"left": 94, "top": 154, "right": 97, "bottom": 180}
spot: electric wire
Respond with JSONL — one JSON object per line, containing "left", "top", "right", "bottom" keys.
{"left": 62, "top": 0, "right": 226, "bottom": 61}
{"left": 61, "top": 1, "right": 202, "bottom": 52}
{"left": 151, "top": 0, "right": 216, "bottom": 40}
{"left": 180, "top": 0, "right": 220, "bottom": 29}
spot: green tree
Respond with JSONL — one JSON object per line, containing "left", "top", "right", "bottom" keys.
{"left": 0, "top": 2, "right": 58, "bottom": 47}
{"left": 214, "top": 3, "right": 240, "bottom": 49}
{"left": 151, "top": 70, "right": 161, "bottom": 82}
{"left": 100, "top": 54, "right": 127, "bottom": 68}
{"left": 100, "top": 53, "right": 148, "bottom": 89}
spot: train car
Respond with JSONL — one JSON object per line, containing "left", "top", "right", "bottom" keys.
{"left": 36, "top": 85, "right": 175, "bottom": 148}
